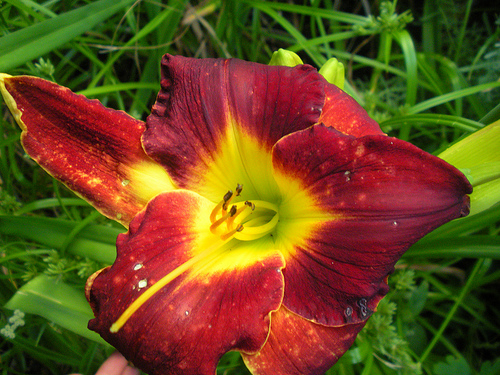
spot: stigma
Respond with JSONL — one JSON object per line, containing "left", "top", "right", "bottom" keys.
{"left": 209, "top": 184, "right": 279, "bottom": 241}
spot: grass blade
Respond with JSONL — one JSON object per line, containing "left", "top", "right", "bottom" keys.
{"left": 0, "top": 0, "right": 135, "bottom": 72}
{"left": 0, "top": 216, "right": 121, "bottom": 264}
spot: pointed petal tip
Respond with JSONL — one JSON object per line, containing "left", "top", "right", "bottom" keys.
{"left": 2, "top": 74, "right": 175, "bottom": 226}
{"left": 0, "top": 73, "right": 13, "bottom": 81}
{"left": 0, "top": 74, "right": 23, "bottom": 126}
{"left": 273, "top": 124, "right": 472, "bottom": 327}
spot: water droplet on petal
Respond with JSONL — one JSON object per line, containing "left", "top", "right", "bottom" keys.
{"left": 133, "top": 263, "right": 143, "bottom": 271}
{"left": 121, "top": 179, "right": 130, "bottom": 187}
{"left": 345, "top": 306, "right": 353, "bottom": 317}
{"left": 344, "top": 170, "right": 351, "bottom": 181}
{"left": 392, "top": 221, "right": 398, "bottom": 227}
{"left": 185, "top": 310, "right": 189, "bottom": 316}
{"left": 138, "top": 279, "right": 147, "bottom": 289}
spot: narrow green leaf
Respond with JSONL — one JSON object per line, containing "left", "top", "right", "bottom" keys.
{"left": 243, "top": 0, "right": 368, "bottom": 25}
{"left": 406, "top": 236, "right": 500, "bottom": 259}
{"left": 14, "top": 198, "right": 90, "bottom": 215}
{"left": 77, "top": 82, "right": 159, "bottom": 98}
{"left": 0, "top": 216, "right": 121, "bottom": 264}
{"left": 243, "top": 2, "right": 321, "bottom": 67}
{"left": 407, "top": 82, "right": 500, "bottom": 115}
{"left": 380, "top": 114, "right": 483, "bottom": 133}
{"left": 0, "top": 0, "right": 135, "bottom": 72}
{"left": 393, "top": 29, "right": 418, "bottom": 107}
{"left": 4, "top": 274, "right": 106, "bottom": 344}
{"left": 88, "top": 4, "right": 183, "bottom": 89}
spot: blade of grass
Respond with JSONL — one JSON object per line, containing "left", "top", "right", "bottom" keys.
{"left": 244, "top": 0, "right": 368, "bottom": 26}
{"left": 87, "top": 1, "right": 187, "bottom": 89}
{"left": 0, "top": 0, "right": 136, "bottom": 72}
{"left": 405, "top": 236, "right": 500, "bottom": 259}
{"left": 419, "top": 259, "right": 485, "bottom": 363}
{"left": 407, "top": 81, "right": 500, "bottom": 115}
{"left": 14, "top": 198, "right": 90, "bottom": 215}
{"left": 0, "top": 216, "right": 121, "bottom": 264}
{"left": 380, "top": 114, "right": 483, "bottom": 133}
{"left": 244, "top": 1, "right": 322, "bottom": 67}
{"left": 77, "top": 82, "right": 159, "bottom": 97}
{"left": 5, "top": 0, "right": 58, "bottom": 19}
{"left": 425, "top": 205, "right": 500, "bottom": 239}
{"left": 393, "top": 29, "right": 418, "bottom": 107}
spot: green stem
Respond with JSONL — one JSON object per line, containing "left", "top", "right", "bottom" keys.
{"left": 419, "top": 259, "right": 485, "bottom": 363}
{"left": 59, "top": 210, "right": 103, "bottom": 256}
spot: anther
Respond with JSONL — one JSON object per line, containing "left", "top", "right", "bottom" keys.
{"left": 227, "top": 202, "right": 254, "bottom": 230}
{"left": 222, "top": 190, "right": 234, "bottom": 211}
{"left": 245, "top": 201, "right": 255, "bottom": 211}
{"left": 210, "top": 205, "right": 237, "bottom": 234}
{"left": 220, "top": 224, "right": 244, "bottom": 241}
{"left": 235, "top": 184, "right": 243, "bottom": 196}
{"left": 210, "top": 189, "right": 234, "bottom": 222}
{"left": 223, "top": 190, "right": 233, "bottom": 202}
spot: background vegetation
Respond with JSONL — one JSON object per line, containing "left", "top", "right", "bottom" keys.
{"left": 1, "top": 0, "right": 499, "bottom": 374}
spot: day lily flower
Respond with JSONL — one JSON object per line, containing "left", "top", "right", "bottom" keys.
{"left": 0, "top": 54, "right": 471, "bottom": 375}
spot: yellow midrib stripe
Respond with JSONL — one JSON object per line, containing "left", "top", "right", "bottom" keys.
{"left": 109, "top": 239, "right": 226, "bottom": 333}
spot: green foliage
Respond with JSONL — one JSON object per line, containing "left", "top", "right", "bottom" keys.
{"left": 1, "top": 1, "right": 499, "bottom": 374}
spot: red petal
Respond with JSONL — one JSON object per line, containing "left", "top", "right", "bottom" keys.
{"left": 319, "top": 84, "right": 384, "bottom": 137}
{"left": 86, "top": 191, "right": 284, "bottom": 375}
{"left": 143, "top": 55, "right": 381, "bottom": 194}
{"left": 272, "top": 124, "right": 471, "bottom": 326}
{"left": 1, "top": 75, "right": 173, "bottom": 226}
{"left": 243, "top": 307, "right": 365, "bottom": 375}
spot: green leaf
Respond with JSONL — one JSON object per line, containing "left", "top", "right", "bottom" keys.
{"left": 0, "top": 216, "right": 121, "bottom": 264}
{"left": 407, "top": 82, "right": 500, "bottom": 115}
{"left": 393, "top": 29, "right": 418, "bottom": 107}
{"left": 4, "top": 274, "right": 106, "bottom": 344}
{"left": 479, "top": 359, "right": 500, "bottom": 375}
{"left": 433, "top": 355, "right": 472, "bottom": 375}
{"left": 408, "top": 281, "right": 428, "bottom": 317}
{"left": 407, "top": 236, "right": 500, "bottom": 259}
{"left": 0, "top": 0, "right": 135, "bottom": 72}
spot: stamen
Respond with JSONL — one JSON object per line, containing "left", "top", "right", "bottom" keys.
{"left": 234, "top": 212, "right": 279, "bottom": 241}
{"left": 245, "top": 201, "right": 256, "bottom": 210}
{"left": 235, "top": 184, "right": 243, "bottom": 196}
{"left": 210, "top": 205, "right": 237, "bottom": 234}
{"left": 220, "top": 224, "right": 244, "bottom": 241}
{"left": 223, "top": 186, "right": 239, "bottom": 210}
{"left": 209, "top": 185, "right": 280, "bottom": 242}
{"left": 226, "top": 202, "right": 253, "bottom": 230}
{"left": 210, "top": 189, "right": 234, "bottom": 223}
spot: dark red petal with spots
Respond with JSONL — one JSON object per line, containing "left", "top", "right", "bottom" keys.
{"left": 272, "top": 124, "right": 471, "bottom": 326}
{"left": 0, "top": 75, "right": 173, "bottom": 226}
{"left": 142, "top": 55, "right": 382, "bottom": 194}
{"left": 243, "top": 306, "right": 365, "bottom": 375}
{"left": 86, "top": 190, "right": 284, "bottom": 375}
{"left": 319, "top": 84, "right": 384, "bottom": 137}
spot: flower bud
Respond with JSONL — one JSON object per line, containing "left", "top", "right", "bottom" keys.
{"left": 318, "top": 58, "right": 345, "bottom": 90}
{"left": 269, "top": 49, "right": 303, "bottom": 67}
{"left": 439, "top": 119, "right": 500, "bottom": 215}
